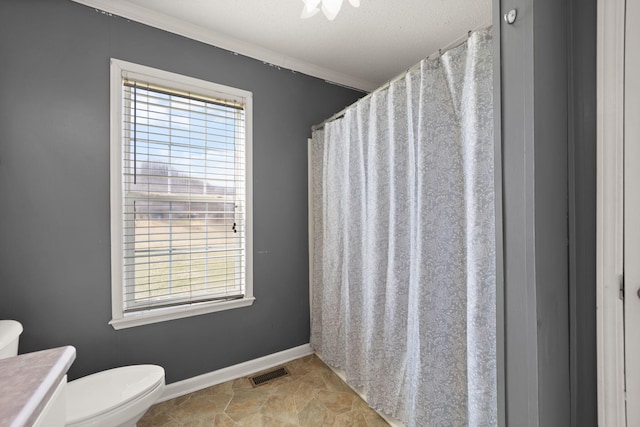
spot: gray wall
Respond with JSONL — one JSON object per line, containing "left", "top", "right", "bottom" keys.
{"left": 567, "top": 0, "right": 597, "bottom": 424}
{"left": 0, "top": 0, "right": 363, "bottom": 383}
{"left": 502, "top": 0, "right": 567, "bottom": 422}
{"left": 498, "top": 0, "right": 597, "bottom": 425}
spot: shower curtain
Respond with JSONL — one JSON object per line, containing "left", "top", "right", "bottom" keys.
{"left": 310, "top": 29, "right": 495, "bottom": 426}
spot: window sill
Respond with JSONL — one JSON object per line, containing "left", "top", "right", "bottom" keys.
{"left": 109, "top": 297, "right": 255, "bottom": 330}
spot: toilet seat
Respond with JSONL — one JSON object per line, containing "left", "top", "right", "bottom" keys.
{"left": 66, "top": 365, "right": 164, "bottom": 426}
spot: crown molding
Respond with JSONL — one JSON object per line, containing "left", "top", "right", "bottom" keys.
{"left": 71, "top": 0, "right": 375, "bottom": 92}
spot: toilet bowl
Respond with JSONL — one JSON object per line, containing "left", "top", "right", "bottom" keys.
{"left": 0, "top": 320, "right": 164, "bottom": 427}
{"left": 0, "top": 320, "right": 23, "bottom": 359}
{"left": 66, "top": 365, "right": 165, "bottom": 427}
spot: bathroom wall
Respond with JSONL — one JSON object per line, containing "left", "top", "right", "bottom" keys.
{"left": 567, "top": 0, "right": 597, "bottom": 425}
{"left": 497, "top": 0, "right": 597, "bottom": 424}
{"left": 0, "top": 0, "right": 363, "bottom": 382}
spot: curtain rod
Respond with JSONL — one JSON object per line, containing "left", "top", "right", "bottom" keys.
{"left": 312, "top": 22, "right": 492, "bottom": 132}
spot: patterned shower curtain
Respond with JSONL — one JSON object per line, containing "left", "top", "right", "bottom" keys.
{"left": 310, "top": 29, "right": 496, "bottom": 426}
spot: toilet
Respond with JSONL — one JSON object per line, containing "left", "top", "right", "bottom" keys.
{"left": 65, "top": 365, "right": 165, "bottom": 427}
{"left": 0, "top": 320, "right": 23, "bottom": 359}
{"left": 0, "top": 320, "right": 165, "bottom": 427}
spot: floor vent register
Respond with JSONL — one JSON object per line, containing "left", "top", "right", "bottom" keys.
{"left": 249, "top": 367, "right": 290, "bottom": 387}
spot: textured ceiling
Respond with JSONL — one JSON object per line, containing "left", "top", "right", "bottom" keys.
{"left": 73, "top": 0, "right": 492, "bottom": 91}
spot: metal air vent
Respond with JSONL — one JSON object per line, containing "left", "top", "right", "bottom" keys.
{"left": 249, "top": 367, "right": 290, "bottom": 387}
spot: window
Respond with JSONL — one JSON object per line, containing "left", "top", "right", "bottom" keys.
{"left": 109, "top": 59, "right": 253, "bottom": 329}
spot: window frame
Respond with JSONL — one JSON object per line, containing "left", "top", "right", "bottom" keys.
{"left": 109, "top": 58, "right": 254, "bottom": 330}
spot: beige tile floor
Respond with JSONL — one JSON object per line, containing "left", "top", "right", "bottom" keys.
{"left": 138, "top": 354, "right": 389, "bottom": 427}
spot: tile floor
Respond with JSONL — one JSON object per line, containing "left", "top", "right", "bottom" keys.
{"left": 138, "top": 354, "right": 389, "bottom": 426}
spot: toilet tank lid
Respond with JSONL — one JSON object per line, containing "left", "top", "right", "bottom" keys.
{"left": 66, "top": 364, "right": 165, "bottom": 423}
{"left": 0, "top": 321, "right": 23, "bottom": 348}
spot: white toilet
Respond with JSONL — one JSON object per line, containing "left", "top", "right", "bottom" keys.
{"left": 0, "top": 320, "right": 23, "bottom": 359}
{"left": 65, "top": 365, "right": 165, "bottom": 427}
{"left": 0, "top": 320, "right": 165, "bottom": 427}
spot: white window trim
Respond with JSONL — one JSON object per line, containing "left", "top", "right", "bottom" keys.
{"left": 109, "top": 58, "right": 254, "bottom": 330}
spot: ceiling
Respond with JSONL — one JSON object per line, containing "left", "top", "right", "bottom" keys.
{"left": 72, "top": 0, "right": 492, "bottom": 92}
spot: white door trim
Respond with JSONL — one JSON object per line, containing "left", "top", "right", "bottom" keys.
{"left": 597, "top": 0, "right": 627, "bottom": 425}
{"left": 624, "top": 0, "right": 640, "bottom": 422}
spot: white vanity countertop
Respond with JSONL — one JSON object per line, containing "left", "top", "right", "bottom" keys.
{"left": 0, "top": 346, "right": 76, "bottom": 427}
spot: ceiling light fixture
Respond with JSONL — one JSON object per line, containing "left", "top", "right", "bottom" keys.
{"left": 300, "top": 0, "right": 360, "bottom": 21}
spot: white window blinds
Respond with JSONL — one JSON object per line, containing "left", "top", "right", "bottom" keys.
{"left": 118, "top": 71, "right": 248, "bottom": 314}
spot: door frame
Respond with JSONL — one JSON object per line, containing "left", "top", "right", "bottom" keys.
{"left": 597, "top": 0, "right": 627, "bottom": 424}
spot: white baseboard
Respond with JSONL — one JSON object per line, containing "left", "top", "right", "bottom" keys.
{"left": 160, "top": 344, "right": 313, "bottom": 402}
